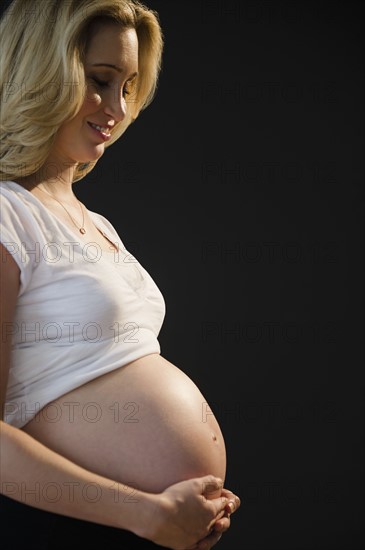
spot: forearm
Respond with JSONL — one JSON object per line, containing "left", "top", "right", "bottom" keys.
{"left": 0, "top": 421, "right": 241, "bottom": 549}
{"left": 0, "top": 420, "right": 155, "bottom": 537}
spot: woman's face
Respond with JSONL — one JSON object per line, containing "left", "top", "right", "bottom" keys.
{"left": 50, "top": 22, "right": 139, "bottom": 167}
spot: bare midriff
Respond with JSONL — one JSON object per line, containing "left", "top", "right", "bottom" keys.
{"left": 21, "top": 353, "right": 226, "bottom": 495}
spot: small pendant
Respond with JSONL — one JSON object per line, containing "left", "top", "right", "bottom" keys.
{"left": 80, "top": 228, "right": 86, "bottom": 234}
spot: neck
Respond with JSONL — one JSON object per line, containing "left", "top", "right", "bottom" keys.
{"left": 14, "top": 161, "right": 78, "bottom": 201}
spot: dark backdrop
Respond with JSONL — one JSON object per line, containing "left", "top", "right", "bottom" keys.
{"left": 2, "top": 0, "right": 364, "bottom": 549}
{"left": 78, "top": 1, "right": 364, "bottom": 549}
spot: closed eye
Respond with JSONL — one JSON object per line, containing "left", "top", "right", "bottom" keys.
{"left": 92, "top": 77, "right": 109, "bottom": 88}
{"left": 90, "top": 77, "right": 133, "bottom": 97}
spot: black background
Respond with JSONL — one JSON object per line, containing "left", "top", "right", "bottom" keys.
{"left": 2, "top": 1, "right": 364, "bottom": 549}
{"left": 77, "top": 1, "right": 365, "bottom": 549}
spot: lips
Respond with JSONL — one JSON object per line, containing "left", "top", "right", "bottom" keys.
{"left": 88, "top": 122, "right": 111, "bottom": 135}
{"left": 87, "top": 122, "right": 112, "bottom": 142}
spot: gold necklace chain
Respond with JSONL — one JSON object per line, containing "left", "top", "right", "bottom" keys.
{"left": 38, "top": 185, "right": 86, "bottom": 234}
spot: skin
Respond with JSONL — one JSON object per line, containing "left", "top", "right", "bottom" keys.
{"left": 12, "top": 22, "right": 241, "bottom": 547}
{"left": 17, "top": 24, "right": 138, "bottom": 203}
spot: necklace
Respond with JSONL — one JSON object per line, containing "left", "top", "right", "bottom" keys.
{"left": 38, "top": 185, "right": 86, "bottom": 234}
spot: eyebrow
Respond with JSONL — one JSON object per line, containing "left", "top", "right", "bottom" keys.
{"left": 91, "top": 63, "right": 138, "bottom": 78}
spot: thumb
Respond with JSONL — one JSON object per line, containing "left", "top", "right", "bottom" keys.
{"left": 200, "top": 475, "right": 224, "bottom": 497}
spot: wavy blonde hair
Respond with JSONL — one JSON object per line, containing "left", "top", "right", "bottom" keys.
{"left": 0, "top": 0, "right": 163, "bottom": 182}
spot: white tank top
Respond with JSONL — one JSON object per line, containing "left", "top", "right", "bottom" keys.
{"left": 0, "top": 180, "right": 166, "bottom": 428}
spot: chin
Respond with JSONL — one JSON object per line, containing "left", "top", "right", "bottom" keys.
{"left": 76, "top": 147, "right": 105, "bottom": 164}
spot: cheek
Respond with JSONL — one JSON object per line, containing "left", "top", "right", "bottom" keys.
{"left": 72, "top": 92, "right": 102, "bottom": 124}
{"left": 84, "top": 86, "right": 103, "bottom": 108}
{"left": 53, "top": 92, "right": 102, "bottom": 146}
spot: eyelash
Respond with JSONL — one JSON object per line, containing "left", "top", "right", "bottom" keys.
{"left": 92, "top": 77, "right": 108, "bottom": 87}
{"left": 91, "top": 77, "right": 131, "bottom": 96}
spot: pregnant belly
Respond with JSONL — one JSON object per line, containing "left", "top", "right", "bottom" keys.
{"left": 21, "top": 353, "right": 226, "bottom": 494}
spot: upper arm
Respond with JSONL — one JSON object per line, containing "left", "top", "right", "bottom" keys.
{"left": 0, "top": 243, "right": 20, "bottom": 420}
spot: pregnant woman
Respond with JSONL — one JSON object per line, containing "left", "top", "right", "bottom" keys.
{"left": 0, "top": 1, "right": 240, "bottom": 548}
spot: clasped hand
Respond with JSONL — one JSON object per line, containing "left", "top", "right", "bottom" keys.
{"left": 149, "top": 475, "right": 241, "bottom": 550}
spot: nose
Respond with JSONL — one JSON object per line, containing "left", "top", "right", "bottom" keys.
{"left": 103, "top": 88, "right": 127, "bottom": 123}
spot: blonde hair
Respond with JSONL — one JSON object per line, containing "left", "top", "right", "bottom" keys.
{"left": 0, "top": 0, "right": 163, "bottom": 182}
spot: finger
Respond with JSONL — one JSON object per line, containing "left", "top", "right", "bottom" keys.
{"left": 221, "top": 488, "right": 241, "bottom": 503}
{"left": 196, "top": 531, "right": 223, "bottom": 550}
{"left": 200, "top": 476, "right": 224, "bottom": 497}
{"left": 221, "top": 492, "right": 241, "bottom": 515}
{"left": 208, "top": 496, "right": 229, "bottom": 519}
{"left": 213, "top": 515, "right": 231, "bottom": 532}
{"left": 220, "top": 488, "right": 235, "bottom": 498}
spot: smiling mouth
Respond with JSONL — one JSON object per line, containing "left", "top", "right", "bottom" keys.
{"left": 88, "top": 122, "right": 111, "bottom": 136}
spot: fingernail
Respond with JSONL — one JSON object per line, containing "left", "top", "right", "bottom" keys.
{"left": 228, "top": 501, "right": 235, "bottom": 513}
